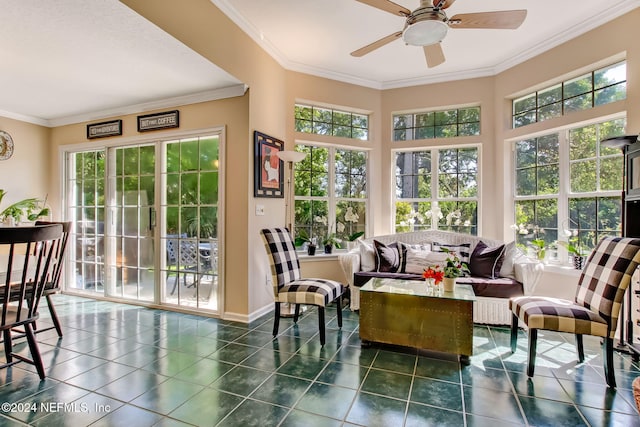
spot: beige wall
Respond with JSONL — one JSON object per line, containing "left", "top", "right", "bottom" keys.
{"left": 1, "top": 5, "right": 639, "bottom": 318}
{"left": 0, "top": 117, "right": 51, "bottom": 212}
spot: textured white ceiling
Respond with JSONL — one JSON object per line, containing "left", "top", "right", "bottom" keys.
{"left": 0, "top": 0, "right": 243, "bottom": 126}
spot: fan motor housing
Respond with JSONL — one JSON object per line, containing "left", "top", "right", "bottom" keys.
{"left": 403, "top": 7, "right": 448, "bottom": 46}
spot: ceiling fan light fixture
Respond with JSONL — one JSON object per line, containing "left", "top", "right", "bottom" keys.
{"left": 403, "top": 19, "right": 448, "bottom": 45}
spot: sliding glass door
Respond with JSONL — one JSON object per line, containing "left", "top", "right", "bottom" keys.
{"left": 65, "top": 131, "right": 223, "bottom": 314}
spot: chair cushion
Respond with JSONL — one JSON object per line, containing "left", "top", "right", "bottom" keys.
{"left": 278, "top": 279, "right": 343, "bottom": 307}
{"left": 510, "top": 295, "right": 609, "bottom": 337}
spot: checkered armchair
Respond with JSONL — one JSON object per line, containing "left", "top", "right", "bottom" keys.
{"left": 510, "top": 236, "right": 640, "bottom": 388}
{"left": 261, "top": 228, "right": 343, "bottom": 346}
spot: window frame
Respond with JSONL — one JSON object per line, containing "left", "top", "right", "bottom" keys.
{"left": 392, "top": 106, "right": 481, "bottom": 142}
{"left": 512, "top": 116, "right": 625, "bottom": 264}
{"left": 294, "top": 103, "right": 369, "bottom": 141}
{"left": 393, "top": 144, "right": 481, "bottom": 236}
{"left": 292, "top": 143, "right": 369, "bottom": 249}
{"left": 512, "top": 61, "right": 626, "bottom": 129}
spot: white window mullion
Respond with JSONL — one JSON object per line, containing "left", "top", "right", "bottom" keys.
{"left": 431, "top": 148, "right": 439, "bottom": 231}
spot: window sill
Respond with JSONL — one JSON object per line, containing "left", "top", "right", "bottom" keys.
{"left": 543, "top": 263, "right": 582, "bottom": 277}
{"left": 298, "top": 252, "right": 342, "bottom": 261}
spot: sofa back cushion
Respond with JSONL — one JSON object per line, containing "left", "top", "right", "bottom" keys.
{"left": 374, "top": 240, "right": 400, "bottom": 273}
{"left": 432, "top": 242, "right": 472, "bottom": 265}
{"left": 469, "top": 240, "right": 506, "bottom": 279}
{"left": 398, "top": 242, "right": 432, "bottom": 273}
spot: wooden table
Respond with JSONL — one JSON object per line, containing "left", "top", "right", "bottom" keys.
{"left": 359, "top": 277, "right": 476, "bottom": 364}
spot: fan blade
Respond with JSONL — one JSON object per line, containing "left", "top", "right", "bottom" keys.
{"left": 433, "top": 0, "right": 456, "bottom": 9}
{"left": 424, "top": 43, "right": 445, "bottom": 68}
{"left": 355, "top": 0, "right": 411, "bottom": 17}
{"left": 351, "top": 31, "right": 402, "bottom": 57}
{"left": 448, "top": 10, "right": 527, "bottom": 29}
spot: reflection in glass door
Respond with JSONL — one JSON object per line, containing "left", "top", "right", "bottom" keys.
{"left": 161, "top": 135, "right": 220, "bottom": 311}
{"left": 105, "top": 144, "right": 156, "bottom": 302}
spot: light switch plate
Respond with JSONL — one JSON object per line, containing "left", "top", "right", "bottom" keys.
{"left": 255, "top": 204, "right": 265, "bottom": 216}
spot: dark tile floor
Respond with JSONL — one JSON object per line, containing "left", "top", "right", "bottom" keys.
{"left": 1, "top": 295, "right": 639, "bottom": 426}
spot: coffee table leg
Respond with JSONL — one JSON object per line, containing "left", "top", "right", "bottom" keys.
{"left": 460, "top": 355, "right": 470, "bottom": 366}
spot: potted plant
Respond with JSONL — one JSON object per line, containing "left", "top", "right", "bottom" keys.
{"left": 0, "top": 189, "right": 50, "bottom": 226}
{"left": 558, "top": 238, "right": 587, "bottom": 269}
{"left": 294, "top": 229, "right": 317, "bottom": 255}
{"left": 338, "top": 207, "right": 364, "bottom": 250}
{"left": 441, "top": 249, "right": 470, "bottom": 292}
{"left": 322, "top": 231, "right": 341, "bottom": 254}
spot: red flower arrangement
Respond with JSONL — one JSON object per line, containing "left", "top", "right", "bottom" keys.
{"left": 423, "top": 266, "right": 444, "bottom": 285}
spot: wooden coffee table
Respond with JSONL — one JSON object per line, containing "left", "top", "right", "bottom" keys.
{"left": 359, "top": 277, "right": 476, "bottom": 364}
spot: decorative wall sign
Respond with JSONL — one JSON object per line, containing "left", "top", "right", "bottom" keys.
{"left": 254, "top": 131, "right": 284, "bottom": 198}
{"left": 87, "top": 120, "right": 122, "bottom": 139}
{"left": 0, "top": 130, "right": 14, "bottom": 160}
{"left": 137, "top": 110, "right": 179, "bottom": 132}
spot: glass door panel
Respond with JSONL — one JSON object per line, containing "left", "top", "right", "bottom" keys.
{"left": 161, "top": 135, "right": 220, "bottom": 311}
{"left": 68, "top": 151, "right": 106, "bottom": 292}
{"left": 106, "top": 144, "right": 156, "bottom": 302}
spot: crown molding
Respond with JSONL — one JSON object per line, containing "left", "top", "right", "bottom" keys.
{"left": 5, "top": 84, "right": 247, "bottom": 128}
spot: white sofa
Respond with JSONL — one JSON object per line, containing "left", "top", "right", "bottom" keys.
{"left": 338, "top": 230, "right": 544, "bottom": 325}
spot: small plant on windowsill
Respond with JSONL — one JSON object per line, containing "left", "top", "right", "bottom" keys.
{"left": 294, "top": 229, "right": 317, "bottom": 255}
{"left": 558, "top": 237, "right": 587, "bottom": 270}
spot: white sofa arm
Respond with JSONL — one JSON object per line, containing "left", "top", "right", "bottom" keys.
{"left": 514, "top": 260, "right": 544, "bottom": 295}
{"left": 338, "top": 251, "right": 360, "bottom": 288}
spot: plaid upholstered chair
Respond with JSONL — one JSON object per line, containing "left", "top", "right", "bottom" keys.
{"left": 510, "top": 236, "right": 640, "bottom": 388}
{"left": 260, "top": 228, "right": 343, "bottom": 346}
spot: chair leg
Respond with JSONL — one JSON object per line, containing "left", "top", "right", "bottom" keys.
{"left": 510, "top": 313, "right": 518, "bottom": 353}
{"left": 24, "top": 324, "right": 46, "bottom": 380}
{"left": 169, "top": 271, "right": 178, "bottom": 295}
{"left": 603, "top": 337, "right": 616, "bottom": 388}
{"left": 576, "top": 334, "right": 584, "bottom": 363}
{"left": 318, "top": 307, "right": 326, "bottom": 346}
{"left": 336, "top": 296, "right": 342, "bottom": 328}
{"left": 527, "top": 328, "right": 538, "bottom": 377}
{"left": 272, "top": 302, "right": 281, "bottom": 337}
{"left": 46, "top": 294, "right": 63, "bottom": 337}
{"left": 293, "top": 304, "right": 301, "bottom": 323}
{"left": 2, "top": 330, "right": 12, "bottom": 363}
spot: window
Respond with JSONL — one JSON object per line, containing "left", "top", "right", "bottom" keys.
{"left": 513, "top": 61, "right": 626, "bottom": 128}
{"left": 513, "top": 118, "right": 624, "bottom": 259}
{"left": 293, "top": 145, "right": 367, "bottom": 246}
{"left": 295, "top": 104, "right": 368, "bottom": 140}
{"left": 393, "top": 107, "right": 480, "bottom": 141}
{"left": 394, "top": 147, "right": 479, "bottom": 235}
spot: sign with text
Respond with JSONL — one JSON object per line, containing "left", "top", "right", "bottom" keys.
{"left": 87, "top": 120, "right": 122, "bottom": 139}
{"left": 137, "top": 110, "right": 179, "bottom": 132}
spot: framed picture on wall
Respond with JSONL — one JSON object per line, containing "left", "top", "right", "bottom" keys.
{"left": 254, "top": 131, "right": 284, "bottom": 198}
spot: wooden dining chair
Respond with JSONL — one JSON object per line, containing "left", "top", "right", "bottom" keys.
{"left": 33, "top": 220, "right": 71, "bottom": 337}
{"left": 0, "top": 224, "right": 63, "bottom": 379}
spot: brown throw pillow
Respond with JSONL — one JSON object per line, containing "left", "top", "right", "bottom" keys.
{"left": 374, "top": 240, "right": 400, "bottom": 273}
{"left": 470, "top": 240, "right": 506, "bottom": 279}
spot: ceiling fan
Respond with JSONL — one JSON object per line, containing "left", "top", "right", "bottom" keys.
{"left": 351, "top": 0, "right": 527, "bottom": 68}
